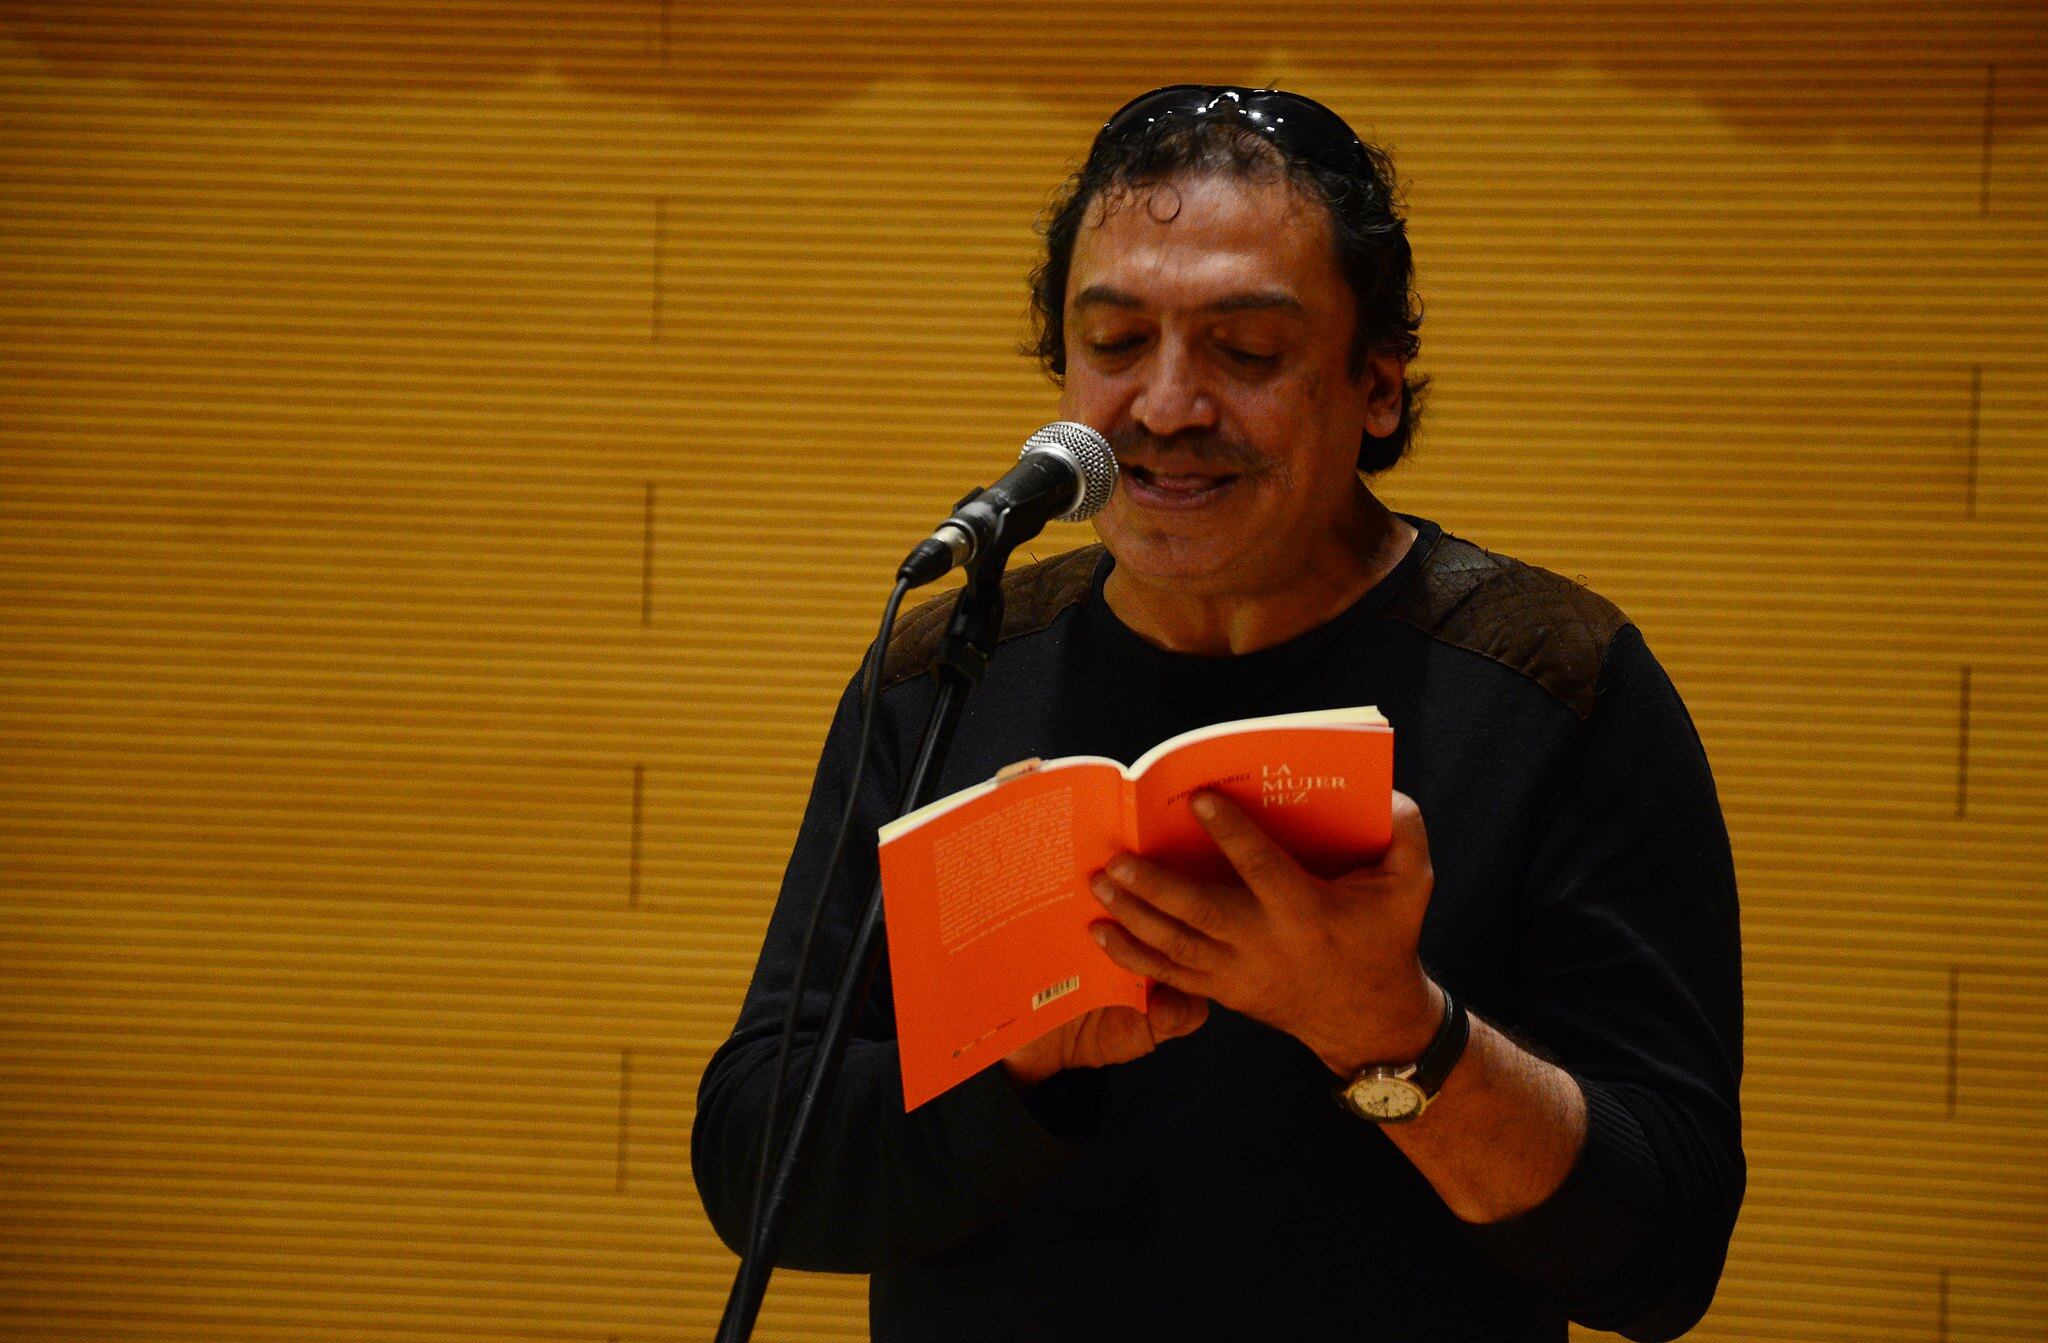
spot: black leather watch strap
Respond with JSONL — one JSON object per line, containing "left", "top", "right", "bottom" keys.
{"left": 1411, "top": 986, "right": 1470, "bottom": 1100}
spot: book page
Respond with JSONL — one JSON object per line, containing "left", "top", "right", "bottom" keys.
{"left": 878, "top": 762, "right": 1144, "bottom": 1110}
{"left": 1126, "top": 704, "right": 1386, "bottom": 776}
{"left": 930, "top": 781, "right": 1079, "bottom": 952}
{"left": 1130, "top": 722, "right": 1394, "bottom": 881}
{"left": 879, "top": 753, "right": 1121, "bottom": 842}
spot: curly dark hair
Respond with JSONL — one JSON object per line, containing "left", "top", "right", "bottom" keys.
{"left": 1027, "top": 114, "right": 1427, "bottom": 473}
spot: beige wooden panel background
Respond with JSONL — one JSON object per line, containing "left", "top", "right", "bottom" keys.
{"left": 2, "top": 3, "right": 2044, "bottom": 1339}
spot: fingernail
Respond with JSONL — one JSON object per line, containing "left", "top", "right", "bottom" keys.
{"left": 1090, "top": 924, "right": 1109, "bottom": 948}
{"left": 1089, "top": 876, "right": 1115, "bottom": 906}
{"left": 1106, "top": 857, "right": 1136, "bottom": 883}
{"left": 1191, "top": 792, "right": 1219, "bottom": 820}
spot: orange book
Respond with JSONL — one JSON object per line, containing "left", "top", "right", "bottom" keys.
{"left": 877, "top": 706, "right": 1393, "bottom": 1110}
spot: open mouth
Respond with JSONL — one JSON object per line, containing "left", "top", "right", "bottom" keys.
{"left": 1122, "top": 464, "right": 1241, "bottom": 510}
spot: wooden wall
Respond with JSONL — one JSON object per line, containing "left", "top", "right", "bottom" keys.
{"left": 3, "top": 4, "right": 2044, "bottom": 1338}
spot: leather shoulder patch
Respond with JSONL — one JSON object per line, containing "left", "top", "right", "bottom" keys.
{"left": 1379, "top": 532, "right": 1630, "bottom": 719}
{"left": 878, "top": 545, "right": 1105, "bottom": 691}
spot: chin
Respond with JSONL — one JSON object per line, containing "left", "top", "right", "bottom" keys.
{"left": 1094, "top": 516, "right": 1249, "bottom": 590}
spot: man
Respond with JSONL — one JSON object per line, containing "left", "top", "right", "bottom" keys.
{"left": 695, "top": 86, "right": 1743, "bottom": 1341}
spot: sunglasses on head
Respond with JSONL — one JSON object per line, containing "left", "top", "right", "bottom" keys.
{"left": 1091, "top": 85, "right": 1370, "bottom": 178}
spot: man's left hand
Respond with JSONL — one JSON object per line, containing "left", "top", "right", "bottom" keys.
{"left": 1089, "top": 788, "right": 1442, "bottom": 1077}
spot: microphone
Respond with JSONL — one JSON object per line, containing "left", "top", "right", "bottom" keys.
{"left": 897, "top": 422, "right": 1118, "bottom": 587}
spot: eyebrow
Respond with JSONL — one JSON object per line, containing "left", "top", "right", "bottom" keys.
{"left": 1071, "top": 284, "right": 1305, "bottom": 316}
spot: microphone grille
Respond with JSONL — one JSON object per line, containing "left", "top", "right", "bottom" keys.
{"left": 1022, "top": 422, "right": 1118, "bottom": 522}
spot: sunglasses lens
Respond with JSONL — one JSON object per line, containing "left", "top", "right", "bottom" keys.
{"left": 1095, "top": 85, "right": 1364, "bottom": 175}
{"left": 1097, "top": 85, "right": 1210, "bottom": 136}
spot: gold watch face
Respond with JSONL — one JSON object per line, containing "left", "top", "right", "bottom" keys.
{"left": 1344, "top": 1073, "right": 1426, "bottom": 1121}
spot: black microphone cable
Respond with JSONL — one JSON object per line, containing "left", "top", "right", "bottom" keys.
{"left": 741, "top": 573, "right": 911, "bottom": 1255}
{"left": 732, "top": 421, "right": 1113, "bottom": 1292}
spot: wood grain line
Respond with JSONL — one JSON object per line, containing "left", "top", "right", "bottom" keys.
{"left": 641, "top": 480, "right": 657, "bottom": 626}
{"left": 1956, "top": 665, "right": 1971, "bottom": 818}
{"left": 1937, "top": 1266, "right": 1950, "bottom": 1341}
{"left": 616, "top": 1047, "right": 633, "bottom": 1193}
{"left": 1979, "top": 64, "right": 1996, "bottom": 217}
{"left": 630, "top": 763, "right": 645, "bottom": 908}
{"left": 1965, "top": 366, "right": 1981, "bottom": 518}
{"left": 1946, "top": 966, "right": 1960, "bottom": 1119}
{"left": 652, "top": 197, "right": 667, "bottom": 342}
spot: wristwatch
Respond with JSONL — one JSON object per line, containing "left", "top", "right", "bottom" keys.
{"left": 1334, "top": 986, "right": 1470, "bottom": 1123}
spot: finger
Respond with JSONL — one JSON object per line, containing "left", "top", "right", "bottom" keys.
{"left": 1332, "top": 790, "right": 1430, "bottom": 878}
{"left": 1092, "top": 871, "right": 1227, "bottom": 974}
{"left": 1381, "top": 790, "right": 1434, "bottom": 880}
{"left": 1190, "top": 790, "right": 1310, "bottom": 896}
{"left": 1091, "top": 918, "right": 1202, "bottom": 995}
{"left": 1144, "top": 984, "right": 1210, "bottom": 1042}
{"left": 1100, "top": 854, "right": 1240, "bottom": 941}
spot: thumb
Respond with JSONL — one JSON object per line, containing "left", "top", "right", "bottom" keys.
{"left": 1383, "top": 790, "right": 1433, "bottom": 876}
{"left": 1146, "top": 985, "right": 1210, "bottom": 1042}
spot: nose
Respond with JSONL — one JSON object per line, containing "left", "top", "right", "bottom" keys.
{"left": 1130, "top": 338, "right": 1218, "bottom": 440}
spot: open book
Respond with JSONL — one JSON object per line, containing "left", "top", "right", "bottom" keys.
{"left": 877, "top": 706, "right": 1392, "bottom": 1109}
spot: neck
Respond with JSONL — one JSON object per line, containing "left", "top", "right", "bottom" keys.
{"left": 1102, "top": 486, "right": 1417, "bottom": 657}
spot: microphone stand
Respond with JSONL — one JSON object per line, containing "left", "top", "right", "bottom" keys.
{"left": 715, "top": 538, "right": 1017, "bottom": 1343}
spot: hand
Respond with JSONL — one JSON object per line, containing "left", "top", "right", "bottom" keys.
{"left": 1090, "top": 789, "right": 1440, "bottom": 1077}
{"left": 999, "top": 983, "right": 1209, "bottom": 1091}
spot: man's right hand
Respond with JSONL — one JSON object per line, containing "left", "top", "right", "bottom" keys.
{"left": 998, "top": 983, "right": 1209, "bottom": 1091}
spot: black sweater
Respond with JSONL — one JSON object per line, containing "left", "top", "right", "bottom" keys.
{"left": 694, "top": 521, "right": 1744, "bottom": 1341}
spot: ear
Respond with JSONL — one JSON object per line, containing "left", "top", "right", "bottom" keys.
{"left": 1361, "top": 353, "right": 1406, "bottom": 439}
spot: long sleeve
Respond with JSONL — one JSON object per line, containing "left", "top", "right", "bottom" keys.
{"left": 1460, "top": 625, "right": 1746, "bottom": 1340}
{"left": 690, "top": 674, "right": 1088, "bottom": 1273}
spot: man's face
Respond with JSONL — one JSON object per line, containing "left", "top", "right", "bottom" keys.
{"left": 1057, "top": 171, "right": 1403, "bottom": 596}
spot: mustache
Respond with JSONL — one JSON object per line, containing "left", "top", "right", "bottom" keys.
{"left": 1107, "top": 425, "right": 1272, "bottom": 475}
